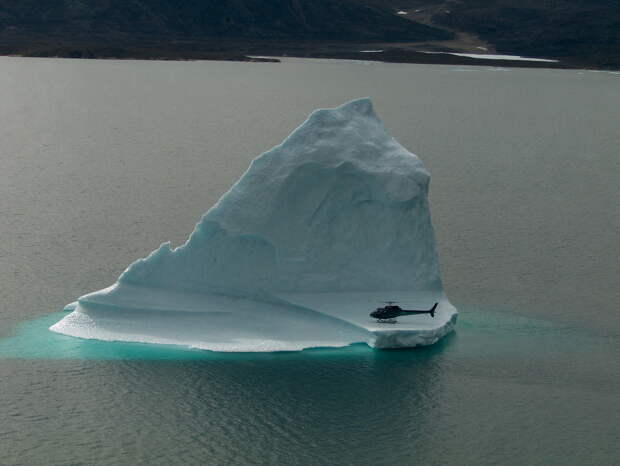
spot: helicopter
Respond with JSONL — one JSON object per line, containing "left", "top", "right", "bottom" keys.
{"left": 370, "top": 301, "right": 438, "bottom": 323}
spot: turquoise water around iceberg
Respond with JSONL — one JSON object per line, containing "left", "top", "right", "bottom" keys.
{"left": 0, "top": 312, "right": 373, "bottom": 360}
{"left": 1, "top": 307, "right": 618, "bottom": 465}
{"left": 0, "top": 307, "right": 614, "bottom": 363}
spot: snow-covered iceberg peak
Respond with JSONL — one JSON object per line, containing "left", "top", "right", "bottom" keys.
{"left": 120, "top": 98, "right": 442, "bottom": 295}
{"left": 51, "top": 98, "right": 456, "bottom": 352}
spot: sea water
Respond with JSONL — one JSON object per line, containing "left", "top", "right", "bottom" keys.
{"left": 0, "top": 57, "right": 618, "bottom": 465}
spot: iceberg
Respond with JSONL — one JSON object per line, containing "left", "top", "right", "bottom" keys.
{"left": 51, "top": 98, "right": 457, "bottom": 351}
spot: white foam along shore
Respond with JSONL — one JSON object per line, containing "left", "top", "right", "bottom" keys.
{"left": 51, "top": 98, "right": 458, "bottom": 351}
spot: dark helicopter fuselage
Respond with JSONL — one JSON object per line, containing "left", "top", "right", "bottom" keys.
{"left": 370, "top": 303, "right": 438, "bottom": 321}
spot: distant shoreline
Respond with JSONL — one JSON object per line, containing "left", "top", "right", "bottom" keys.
{"left": 0, "top": 40, "right": 611, "bottom": 71}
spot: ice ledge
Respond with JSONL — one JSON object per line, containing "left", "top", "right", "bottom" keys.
{"left": 51, "top": 285, "right": 457, "bottom": 351}
{"left": 279, "top": 291, "right": 457, "bottom": 349}
{"left": 370, "top": 313, "right": 457, "bottom": 348}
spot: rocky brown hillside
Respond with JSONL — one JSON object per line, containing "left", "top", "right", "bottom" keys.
{"left": 0, "top": 0, "right": 451, "bottom": 41}
{"left": 0, "top": 0, "right": 617, "bottom": 68}
{"left": 432, "top": 0, "right": 620, "bottom": 68}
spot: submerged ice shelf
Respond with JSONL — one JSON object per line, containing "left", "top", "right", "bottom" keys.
{"left": 51, "top": 98, "right": 458, "bottom": 351}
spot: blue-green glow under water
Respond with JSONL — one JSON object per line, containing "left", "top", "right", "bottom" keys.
{"left": 0, "top": 307, "right": 612, "bottom": 362}
{"left": 0, "top": 312, "right": 375, "bottom": 360}
{"left": 1, "top": 308, "right": 618, "bottom": 465}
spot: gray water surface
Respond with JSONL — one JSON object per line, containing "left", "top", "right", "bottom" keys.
{"left": 0, "top": 57, "right": 618, "bottom": 465}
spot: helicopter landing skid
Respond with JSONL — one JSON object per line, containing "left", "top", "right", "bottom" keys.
{"left": 376, "top": 318, "right": 397, "bottom": 324}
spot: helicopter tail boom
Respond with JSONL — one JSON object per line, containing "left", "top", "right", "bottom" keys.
{"left": 400, "top": 302, "right": 439, "bottom": 317}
